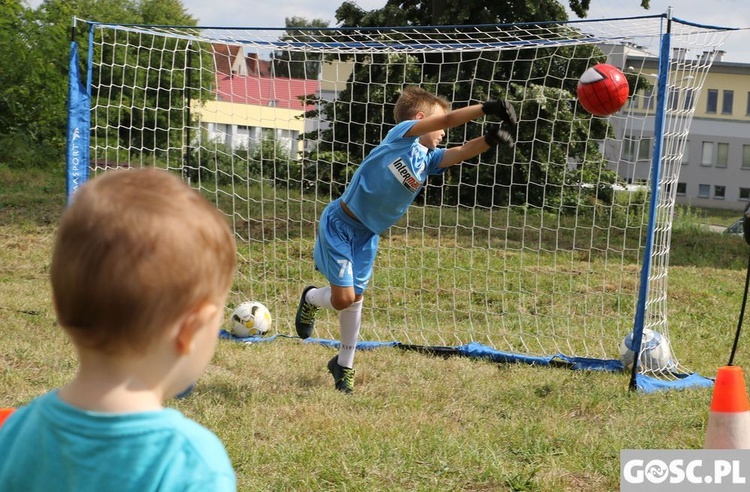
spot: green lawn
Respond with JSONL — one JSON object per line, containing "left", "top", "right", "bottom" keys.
{"left": 1, "top": 167, "right": 748, "bottom": 491}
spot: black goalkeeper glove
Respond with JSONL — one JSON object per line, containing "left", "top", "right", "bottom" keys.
{"left": 484, "top": 124, "right": 514, "bottom": 148}
{"left": 482, "top": 100, "right": 517, "bottom": 126}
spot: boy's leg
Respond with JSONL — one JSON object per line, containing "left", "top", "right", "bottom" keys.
{"left": 295, "top": 202, "right": 352, "bottom": 338}
{"left": 324, "top": 285, "right": 359, "bottom": 394}
{"left": 295, "top": 286, "right": 321, "bottom": 339}
{"left": 328, "top": 233, "right": 377, "bottom": 393}
{"left": 306, "top": 286, "right": 335, "bottom": 309}
{"left": 336, "top": 296, "right": 363, "bottom": 369}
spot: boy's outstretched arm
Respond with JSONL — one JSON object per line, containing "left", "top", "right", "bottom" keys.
{"left": 438, "top": 124, "right": 514, "bottom": 169}
{"left": 405, "top": 100, "right": 516, "bottom": 137}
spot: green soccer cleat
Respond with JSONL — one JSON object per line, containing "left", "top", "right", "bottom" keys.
{"left": 327, "top": 355, "right": 355, "bottom": 394}
{"left": 295, "top": 285, "right": 319, "bottom": 339}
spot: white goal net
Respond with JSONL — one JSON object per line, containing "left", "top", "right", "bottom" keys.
{"left": 70, "top": 13, "right": 732, "bottom": 380}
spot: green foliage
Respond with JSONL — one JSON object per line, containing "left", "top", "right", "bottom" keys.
{"left": 302, "top": 3, "right": 623, "bottom": 212}
{"left": 0, "top": 1, "right": 68, "bottom": 167}
{"left": 335, "top": 0, "right": 569, "bottom": 26}
{"left": 184, "top": 137, "right": 298, "bottom": 190}
{"left": 0, "top": 133, "right": 61, "bottom": 169}
{"left": 301, "top": 150, "right": 352, "bottom": 197}
{"left": 569, "top": 0, "right": 651, "bottom": 18}
{"left": 274, "top": 18, "right": 330, "bottom": 79}
{"left": 0, "top": 0, "right": 198, "bottom": 169}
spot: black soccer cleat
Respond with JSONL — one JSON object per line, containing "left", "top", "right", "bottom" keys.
{"left": 327, "top": 355, "right": 355, "bottom": 394}
{"left": 295, "top": 285, "right": 319, "bottom": 339}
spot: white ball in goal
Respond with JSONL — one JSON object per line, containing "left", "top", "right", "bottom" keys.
{"left": 619, "top": 328, "right": 673, "bottom": 372}
{"left": 229, "top": 301, "right": 272, "bottom": 337}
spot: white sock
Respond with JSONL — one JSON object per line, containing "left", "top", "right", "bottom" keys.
{"left": 305, "top": 286, "right": 334, "bottom": 310}
{"left": 336, "top": 299, "right": 363, "bottom": 369}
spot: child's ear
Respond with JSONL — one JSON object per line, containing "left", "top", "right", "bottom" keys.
{"left": 175, "top": 302, "right": 219, "bottom": 355}
{"left": 415, "top": 111, "right": 426, "bottom": 120}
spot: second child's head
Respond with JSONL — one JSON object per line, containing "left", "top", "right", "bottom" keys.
{"left": 50, "top": 168, "right": 236, "bottom": 366}
{"left": 394, "top": 86, "right": 451, "bottom": 149}
{"left": 393, "top": 86, "right": 451, "bottom": 124}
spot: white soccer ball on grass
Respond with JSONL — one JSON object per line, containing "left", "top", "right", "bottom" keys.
{"left": 618, "top": 328, "right": 673, "bottom": 372}
{"left": 228, "top": 301, "right": 272, "bottom": 337}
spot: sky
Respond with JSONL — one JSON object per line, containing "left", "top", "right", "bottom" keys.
{"left": 174, "top": 0, "right": 750, "bottom": 63}
{"left": 25, "top": 0, "right": 750, "bottom": 62}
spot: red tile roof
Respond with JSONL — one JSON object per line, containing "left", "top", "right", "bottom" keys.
{"left": 212, "top": 44, "right": 242, "bottom": 78}
{"left": 246, "top": 53, "right": 272, "bottom": 77}
{"left": 215, "top": 75, "right": 319, "bottom": 111}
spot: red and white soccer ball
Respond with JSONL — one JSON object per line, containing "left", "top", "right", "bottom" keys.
{"left": 576, "top": 63, "right": 630, "bottom": 117}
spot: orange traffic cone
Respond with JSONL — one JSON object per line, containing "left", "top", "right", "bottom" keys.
{"left": 704, "top": 366, "right": 750, "bottom": 449}
{"left": 0, "top": 408, "right": 14, "bottom": 427}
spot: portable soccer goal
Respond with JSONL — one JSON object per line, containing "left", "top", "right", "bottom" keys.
{"left": 66, "top": 11, "right": 734, "bottom": 390}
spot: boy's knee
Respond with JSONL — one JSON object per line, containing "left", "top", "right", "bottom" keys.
{"left": 331, "top": 297, "right": 354, "bottom": 311}
{"left": 331, "top": 292, "right": 361, "bottom": 311}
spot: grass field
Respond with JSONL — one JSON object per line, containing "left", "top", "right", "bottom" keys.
{"left": 2, "top": 167, "right": 750, "bottom": 491}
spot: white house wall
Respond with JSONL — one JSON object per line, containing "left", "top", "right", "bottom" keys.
{"left": 192, "top": 99, "right": 305, "bottom": 157}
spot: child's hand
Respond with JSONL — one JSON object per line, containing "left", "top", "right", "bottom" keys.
{"left": 482, "top": 100, "right": 517, "bottom": 127}
{"left": 484, "top": 124, "right": 514, "bottom": 148}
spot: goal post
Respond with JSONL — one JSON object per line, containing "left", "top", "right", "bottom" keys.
{"left": 66, "top": 13, "right": 733, "bottom": 390}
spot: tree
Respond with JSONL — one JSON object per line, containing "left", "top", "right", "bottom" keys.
{"left": 0, "top": 1, "right": 68, "bottom": 167}
{"left": 273, "top": 17, "right": 330, "bottom": 80}
{"left": 301, "top": 0, "right": 651, "bottom": 210}
{"left": 0, "top": 0, "right": 197, "bottom": 168}
{"left": 568, "top": 0, "right": 650, "bottom": 18}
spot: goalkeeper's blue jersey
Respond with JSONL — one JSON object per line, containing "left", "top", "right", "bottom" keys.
{"left": 340, "top": 120, "right": 447, "bottom": 235}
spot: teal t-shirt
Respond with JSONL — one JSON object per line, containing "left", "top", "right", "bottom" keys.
{"left": 0, "top": 390, "right": 236, "bottom": 492}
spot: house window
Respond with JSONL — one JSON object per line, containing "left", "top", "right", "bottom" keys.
{"left": 639, "top": 138, "right": 652, "bottom": 160}
{"left": 644, "top": 88, "right": 655, "bottom": 109}
{"left": 676, "top": 182, "right": 687, "bottom": 195}
{"left": 629, "top": 93, "right": 639, "bottom": 108}
{"left": 681, "top": 140, "right": 689, "bottom": 165}
{"left": 746, "top": 92, "right": 750, "bottom": 115}
{"left": 683, "top": 89, "right": 695, "bottom": 110}
{"left": 706, "top": 89, "right": 718, "bottom": 113}
{"left": 623, "top": 137, "right": 652, "bottom": 161}
{"left": 668, "top": 88, "right": 679, "bottom": 111}
{"left": 215, "top": 123, "right": 229, "bottom": 136}
{"left": 714, "top": 185, "right": 726, "bottom": 199}
{"left": 740, "top": 188, "right": 750, "bottom": 201}
{"left": 717, "top": 143, "right": 729, "bottom": 168}
{"left": 698, "top": 184, "right": 710, "bottom": 198}
{"left": 701, "top": 142, "right": 714, "bottom": 166}
{"left": 623, "top": 138, "right": 637, "bottom": 161}
{"left": 277, "top": 129, "right": 299, "bottom": 155}
{"left": 722, "top": 90, "right": 734, "bottom": 115}
{"left": 743, "top": 145, "right": 750, "bottom": 169}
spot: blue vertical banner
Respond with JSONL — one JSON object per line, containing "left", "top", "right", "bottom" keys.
{"left": 65, "top": 41, "right": 90, "bottom": 203}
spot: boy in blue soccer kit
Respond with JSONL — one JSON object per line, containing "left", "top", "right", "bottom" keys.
{"left": 296, "top": 86, "right": 516, "bottom": 393}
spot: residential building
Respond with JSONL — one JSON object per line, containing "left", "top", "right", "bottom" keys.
{"left": 607, "top": 45, "right": 750, "bottom": 211}
{"left": 191, "top": 44, "right": 319, "bottom": 158}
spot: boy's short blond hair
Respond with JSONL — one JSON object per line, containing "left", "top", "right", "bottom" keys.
{"left": 51, "top": 168, "right": 237, "bottom": 355}
{"left": 393, "top": 86, "right": 451, "bottom": 124}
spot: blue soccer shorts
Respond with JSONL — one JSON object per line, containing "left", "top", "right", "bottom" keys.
{"left": 313, "top": 198, "right": 379, "bottom": 295}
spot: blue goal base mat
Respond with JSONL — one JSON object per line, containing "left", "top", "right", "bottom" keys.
{"left": 219, "top": 331, "right": 714, "bottom": 393}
